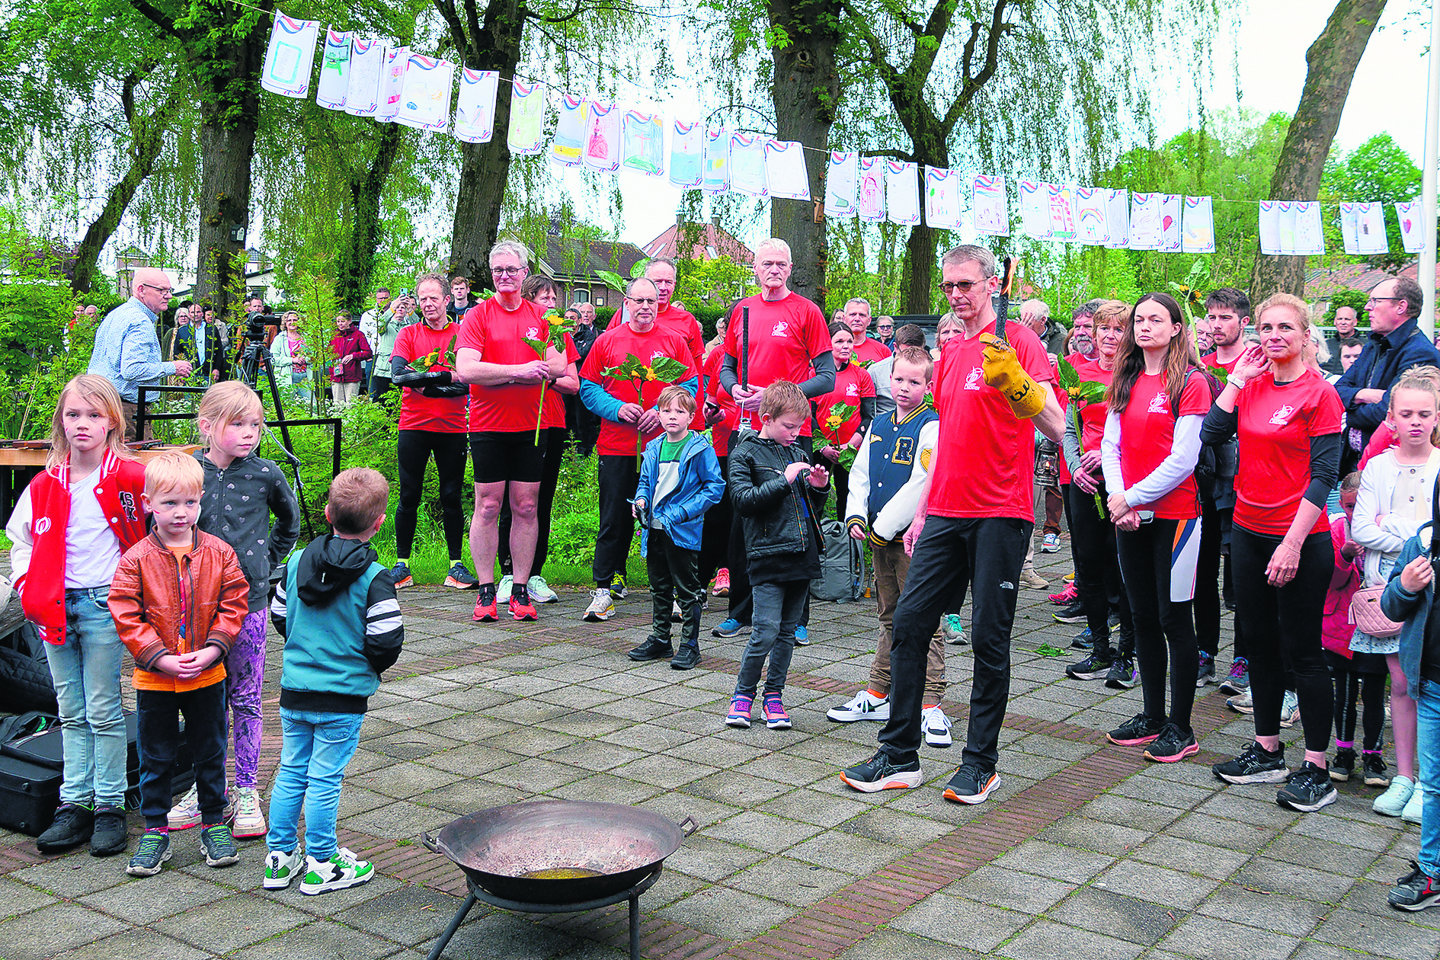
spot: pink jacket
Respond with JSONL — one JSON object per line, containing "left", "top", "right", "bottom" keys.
{"left": 1322, "top": 515, "right": 1362, "bottom": 657}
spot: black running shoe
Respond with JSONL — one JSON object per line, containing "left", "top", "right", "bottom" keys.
{"left": 627, "top": 637, "right": 674, "bottom": 662}
{"left": 1065, "top": 655, "right": 1112, "bottom": 680}
{"left": 1330, "top": 747, "right": 1357, "bottom": 783}
{"left": 670, "top": 644, "right": 701, "bottom": 670}
{"left": 1390, "top": 860, "right": 1440, "bottom": 911}
{"left": 1143, "top": 723, "right": 1199, "bottom": 763}
{"left": 1276, "top": 761, "right": 1338, "bottom": 812}
{"left": 840, "top": 751, "right": 922, "bottom": 793}
{"left": 1213, "top": 742, "right": 1288, "bottom": 784}
{"left": 941, "top": 762, "right": 1001, "bottom": 805}
{"left": 1363, "top": 752, "right": 1390, "bottom": 786}
{"left": 1052, "top": 601, "right": 1087, "bottom": 624}
{"left": 1104, "top": 657, "right": 1139, "bottom": 689}
{"left": 1107, "top": 713, "right": 1164, "bottom": 746}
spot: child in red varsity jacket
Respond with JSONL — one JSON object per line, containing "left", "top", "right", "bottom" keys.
{"left": 5, "top": 375, "right": 148, "bottom": 857}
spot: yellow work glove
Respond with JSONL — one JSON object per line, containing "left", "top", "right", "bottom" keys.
{"left": 980, "top": 333, "right": 1045, "bottom": 419}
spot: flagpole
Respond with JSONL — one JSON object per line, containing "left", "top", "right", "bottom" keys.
{"left": 1421, "top": 0, "right": 1440, "bottom": 337}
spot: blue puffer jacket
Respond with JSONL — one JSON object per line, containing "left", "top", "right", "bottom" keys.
{"left": 634, "top": 432, "right": 725, "bottom": 554}
{"left": 1380, "top": 521, "right": 1436, "bottom": 702}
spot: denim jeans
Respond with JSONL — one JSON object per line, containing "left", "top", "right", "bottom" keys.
{"left": 137, "top": 681, "right": 229, "bottom": 828}
{"left": 265, "top": 708, "right": 364, "bottom": 862}
{"left": 733, "top": 580, "right": 809, "bottom": 699}
{"left": 44, "top": 588, "right": 128, "bottom": 808}
{"left": 1416, "top": 680, "right": 1440, "bottom": 878}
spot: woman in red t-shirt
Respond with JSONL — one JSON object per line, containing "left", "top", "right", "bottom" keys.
{"left": 1201, "top": 293, "right": 1343, "bottom": 813}
{"left": 814, "top": 321, "right": 876, "bottom": 520}
{"left": 1100, "top": 293, "right": 1208, "bottom": 763}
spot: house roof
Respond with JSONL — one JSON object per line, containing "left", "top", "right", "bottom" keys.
{"left": 536, "top": 237, "right": 647, "bottom": 281}
{"left": 642, "top": 222, "right": 754, "bottom": 264}
{"left": 1305, "top": 259, "right": 1440, "bottom": 298}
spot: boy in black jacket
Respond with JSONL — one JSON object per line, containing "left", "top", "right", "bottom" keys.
{"left": 725, "top": 381, "right": 829, "bottom": 731}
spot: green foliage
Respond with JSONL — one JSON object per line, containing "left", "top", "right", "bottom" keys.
{"left": 1321, "top": 133, "right": 1421, "bottom": 272}
{"left": 1323, "top": 288, "right": 1373, "bottom": 329}
{"left": 673, "top": 256, "right": 756, "bottom": 312}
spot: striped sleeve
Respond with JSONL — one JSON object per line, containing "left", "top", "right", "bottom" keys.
{"left": 270, "top": 575, "right": 289, "bottom": 637}
{"left": 362, "top": 569, "right": 403, "bottom": 676}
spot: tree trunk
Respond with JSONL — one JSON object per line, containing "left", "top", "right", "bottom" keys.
{"left": 1251, "top": 0, "right": 1387, "bottom": 300}
{"left": 767, "top": 0, "right": 842, "bottom": 309}
{"left": 336, "top": 122, "right": 406, "bottom": 314}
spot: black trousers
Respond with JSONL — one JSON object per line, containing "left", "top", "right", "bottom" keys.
{"left": 1116, "top": 518, "right": 1198, "bottom": 731}
{"left": 593, "top": 454, "right": 640, "bottom": 585}
{"left": 1326, "top": 649, "right": 1386, "bottom": 752}
{"left": 699, "top": 455, "right": 732, "bottom": 586}
{"left": 567, "top": 394, "right": 600, "bottom": 455}
{"left": 499, "top": 427, "right": 566, "bottom": 577}
{"left": 1196, "top": 499, "right": 1249, "bottom": 662}
{"left": 646, "top": 529, "right": 703, "bottom": 650}
{"left": 878, "top": 515, "right": 1030, "bottom": 769}
{"left": 1066, "top": 480, "right": 1133, "bottom": 659}
{"left": 396, "top": 430, "right": 467, "bottom": 562}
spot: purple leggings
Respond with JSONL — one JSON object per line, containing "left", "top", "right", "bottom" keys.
{"left": 227, "top": 610, "right": 268, "bottom": 789}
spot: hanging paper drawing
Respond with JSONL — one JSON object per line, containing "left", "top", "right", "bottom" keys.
{"left": 396, "top": 55, "right": 454, "bottom": 132}
{"left": 1018, "top": 180, "right": 1052, "bottom": 239}
{"left": 1047, "top": 184, "right": 1077, "bottom": 241}
{"left": 551, "top": 94, "right": 586, "bottom": 165}
{"left": 1397, "top": 200, "right": 1425, "bottom": 254}
{"left": 1292, "top": 201, "right": 1324, "bottom": 255}
{"left": 729, "top": 132, "right": 769, "bottom": 197}
{"left": 1103, "top": 189, "right": 1129, "bottom": 249}
{"left": 669, "top": 119, "right": 702, "bottom": 188}
{"left": 971, "top": 174, "right": 1008, "bottom": 235}
{"left": 1158, "top": 194, "right": 1183, "bottom": 252}
{"left": 1358, "top": 202, "right": 1389, "bottom": 255}
{"left": 344, "top": 39, "right": 387, "bottom": 117}
{"left": 765, "top": 140, "right": 810, "bottom": 201}
{"left": 621, "top": 111, "right": 665, "bottom": 176}
{"left": 1074, "top": 187, "right": 1109, "bottom": 245}
{"left": 582, "top": 100, "right": 620, "bottom": 171}
{"left": 885, "top": 161, "right": 920, "bottom": 225}
{"left": 314, "top": 28, "right": 352, "bottom": 111}
{"left": 702, "top": 127, "right": 730, "bottom": 193}
{"left": 825, "top": 152, "right": 858, "bottom": 217}
{"left": 453, "top": 69, "right": 498, "bottom": 143}
{"left": 1128, "top": 192, "right": 1161, "bottom": 250}
{"left": 1257, "top": 200, "right": 1281, "bottom": 255}
{"left": 507, "top": 79, "right": 546, "bottom": 156}
{"left": 1181, "top": 196, "right": 1215, "bottom": 254}
{"left": 923, "top": 167, "right": 959, "bottom": 230}
{"left": 261, "top": 14, "right": 320, "bottom": 99}
{"left": 1277, "top": 201, "right": 1298, "bottom": 254}
{"left": 375, "top": 46, "right": 408, "bottom": 123}
{"left": 856, "top": 156, "right": 886, "bottom": 222}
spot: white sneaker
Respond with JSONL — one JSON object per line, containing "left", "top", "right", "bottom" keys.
{"left": 299, "top": 847, "right": 374, "bottom": 895}
{"left": 1403, "top": 787, "right": 1425, "bottom": 824}
{"left": 826, "top": 689, "right": 890, "bottom": 723}
{"left": 496, "top": 575, "right": 514, "bottom": 603}
{"left": 1226, "top": 688, "right": 1254, "bottom": 715}
{"left": 583, "top": 587, "right": 615, "bottom": 622}
{"left": 1375, "top": 775, "right": 1416, "bottom": 817}
{"left": 168, "top": 783, "right": 201, "bottom": 830}
{"left": 232, "top": 787, "right": 266, "bottom": 839}
{"left": 263, "top": 847, "right": 305, "bottom": 889}
{"left": 1279, "top": 690, "right": 1301, "bottom": 728}
{"left": 527, "top": 575, "right": 559, "bottom": 603}
{"left": 922, "top": 705, "right": 953, "bottom": 748}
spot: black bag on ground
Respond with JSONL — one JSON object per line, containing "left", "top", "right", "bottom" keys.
{"left": 0, "top": 622, "right": 58, "bottom": 714}
{"left": 811, "top": 517, "right": 865, "bottom": 602}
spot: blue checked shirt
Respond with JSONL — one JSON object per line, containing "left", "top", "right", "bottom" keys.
{"left": 87, "top": 297, "right": 177, "bottom": 402}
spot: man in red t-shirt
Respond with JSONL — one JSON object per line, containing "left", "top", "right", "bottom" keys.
{"left": 841, "top": 244, "right": 1065, "bottom": 803}
{"left": 608, "top": 257, "right": 705, "bottom": 371}
{"left": 844, "top": 298, "right": 892, "bottom": 367}
{"left": 454, "top": 240, "right": 565, "bottom": 623}
{"left": 578, "top": 277, "right": 698, "bottom": 622}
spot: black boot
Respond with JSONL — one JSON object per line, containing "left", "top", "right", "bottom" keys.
{"left": 627, "top": 637, "right": 674, "bottom": 662}
{"left": 90, "top": 804, "right": 129, "bottom": 857}
{"left": 37, "top": 803, "right": 93, "bottom": 853}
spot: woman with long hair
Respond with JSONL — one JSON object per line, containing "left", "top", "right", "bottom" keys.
{"left": 1101, "top": 292, "right": 1209, "bottom": 763}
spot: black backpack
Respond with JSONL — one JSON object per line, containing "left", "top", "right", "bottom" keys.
{"left": 1172, "top": 367, "right": 1236, "bottom": 500}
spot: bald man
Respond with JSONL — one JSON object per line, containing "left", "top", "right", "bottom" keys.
{"left": 88, "top": 268, "right": 192, "bottom": 439}
{"left": 1021, "top": 299, "right": 1066, "bottom": 355}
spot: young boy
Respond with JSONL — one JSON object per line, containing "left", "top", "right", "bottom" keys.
{"left": 725, "top": 381, "right": 830, "bottom": 730}
{"left": 628, "top": 385, "right": 726, "bottom": 670}
{"left": 263, "top": 468, "right": 403, "bottom": 895}
{"left": 109, "top": 452, "right": 249, "bottom": 876}
{"left": 831, "top": 348, "right": 951, "bottom": 771}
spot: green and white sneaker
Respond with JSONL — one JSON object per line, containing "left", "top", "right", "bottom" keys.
{"left": 300, "top": 848, "right": 374, "bottom": 895}
{"left": 263, "top": 847, "right": 305, "bottom": 889}
{"left": 126, "top": 829, "right": 172, "bottom": 877}
{"left": 940, "top": 614, "right": 968, "bottom": 645}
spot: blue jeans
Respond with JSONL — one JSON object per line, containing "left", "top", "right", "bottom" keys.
{"left": 44, "top": 588, "right": 128, "bottom": 808}
{"left": 734, "top": 579, "right": 809, "bottom": 699}
{"left": 1416, "top": 680, "right": 1440, "bottom": 877}
{"left": 137, "top": 681, "right": 229, "bottom": 828}
{"left": 266, "top": 708, "right": 364, "bottom": 861}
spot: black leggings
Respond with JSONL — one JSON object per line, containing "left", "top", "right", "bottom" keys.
{"left": 499, "top": 426, "right": 566, "bottom": 577}
{"left": 1232, "top": 526, "right": 1334, "bottom": 752}
{"left": 1066, "top": 480, "right": 1133, "bottom": 659}
{"left": 1196, "top": 500, "right": 1249, "bottom": 662}
{"left": 1326, "top": 651, "right": 1386, "bottom": 752}
{"left": 1116, "top": 517, "right": 1198, "bottom": 731}
{"left": 396, "top": 430, "right": 467, "bottom": 562}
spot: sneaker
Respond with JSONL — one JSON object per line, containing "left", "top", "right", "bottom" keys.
{"left": 472, "top": 583, "right": 498, "bottom": 622}
{"left": 389, "top": 560, "right": 413, "bottom": 589}
{"left": 1213, "top": 742, "right": 1288, "bottom": 784}
{"left": 1020, "top": 568, "right": 1049, "bottom": 590}
{"left": 1065, "top": 655, "right": 1112, "bottom": 681}
{"left": 444, "top": 562, "right": 479, "bottom": 589}
{"left": 762, "top": 694, "right": 792, "bottom": 730}
{"left": 1063, "top": 570, "right": 1075, "bottom": 582}
{"left": 1144, "top": 723, "right": 1199, "bottom": 763}
{"left": 167, "top": 783, "right": 202, "bottom": 831}
{"left": 1104, "top": 657, "right": 1140, "bottom": 689}
{"left": 1071, "top": 627, "right": 1094, "bottom": 650}
{"left": 609, "top": 574, "right": 628, "bottom": 599}
{"left": 300, "top": 848, "right": 373, "bottom": 895}
{"left": 712, "top": 618, "right": 747, "bottom": 638}
{"left": 496, "top": 575, "right": 513, "bottom": 603}
{"left": 1048, "top": 582, "right": 1078, "bottom": 604}
{"left": 840, "top": 751, "right": 922, "bottom": 792}
{"left": 263, "top": 847, "right": 305, "bottom": 890}
{"left": 1363, "top": 752, "right": 1390, "bottom": 787}
{"left": 922, "top": 705, "right": 953, "bottom": 748}
{"left": 125, "top": 829, "right": 172, "bottom": 876}
{"left": 1219, "top": 657, "right": 1250, "bottom": 694}
{"left": 36, "top": 802, "right": 93, "bottom": 852}
{"left": 582, "top": 587, "right": 615, "bottom": 622}
{"left": 1052, "top": 601, "right": 1086, "bottom": 624}
{"left": 89, "top": 804, "right": 127, "bottom": 857}
{"left": 1375, "top": 775, "right": 1416, "bottom": 817}
{"left": 1041, "top": 532, "right": 1061, "bottom": 553}
{"left": 1226, "top": 688, "right": 1254, "bottom": 715}
{"left": 1279, "top": 690, "right": 1301, "bottom": 728}
{"left": 941, "top": 614, "right": 968, "bottom": 645}
{"left": 671, "top": 644, "right": 701, "bottom": 670}
{"left": 794, "top": 624, "right": 810, "bottom": 645}
{"left": 1196, "top": 651, "right": 1216, "bottom": 687}
{"left": 942, "top": 762, "right": 1001, "bottom": 804}
{"left": 827, "top": 689, "right": 891, "bottom": 723}
{"left": 200, "top": 823, "right": 240, "bottom": 867}
{"left": 509, "top": 584, "right": 538, "bottom": 621}
{"left": 1330, "top": 748, "right": 1358, "bottom": 783}
{"left": 1108, "top": 713, "right": 1164, "bottom": 746}
{"left": 725, "top": 695, "right": 753, "bottom": 729}
{"left": 526, "top": 575, "right": 559, "bottom": 604}
{"left": 1277, "top": 761, "right": 1338, "bottom": 812}
{"left": 627, "top": 637, "right": 674, "bottom": 662}
{"left": 1403, "top": 788, "right": 1425, "bottom": 824}
{"left": 1390, "top": 861, "right": 1440, "bottom": 911}
{"left": 231, "top": 787, "right": 266, "bottom": 839}
{"left": 712, "top": 568, "right": 730, "bottom": 596}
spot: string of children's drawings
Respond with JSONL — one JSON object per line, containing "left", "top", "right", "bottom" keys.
{"left": 261, "top": 10, "right": 1425, "bottom": 259}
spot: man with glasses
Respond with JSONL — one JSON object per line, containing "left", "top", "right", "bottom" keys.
{"left": 1334, "top": 276, "right": 1437, "bottom": 475}
{"left": 875, "top": 316, "right": 896, "bottom": 351}
{"left": 578, "top": 277, "right": 698, "bottom": 622}
{"left": 455, "top": 241, "right": 566, "bottom": 622}
{"left": 88, "top": 268, "right": 193, "bottom": 440}
{"left": 608, "top": 258, "right": 704, "bottom": 370}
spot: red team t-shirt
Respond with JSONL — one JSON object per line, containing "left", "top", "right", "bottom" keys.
{"left": 723, "top": 292, "right": 831, "bottom": 436}
{"left": 392, "top": 322, "right": 467, "bottom": 433}
{"left": 541, "top": 333, "right": 581, "bottom": 430}
{"left": 580, "top": 324, "right": 697, "bottom": 457}
{"left": 704, "top": 349, "right": 740, "bottom": 455}
{"left": 813, "top": 362, "right": 876, "bottom": 447}
{"left": 1201, "top": 350, "right": 1242, "bottom": 376}
{"left": 611, "top": 303, "right": 704, "bottom": 368}
{"left": 1116, "top": 371, "right": 1211, "bottom": 519}
{"left": 1070, "top": 356, "right": 1117, "bottom": 456}
{"left": 851, "top": 336, "right": 892, "bottom": 366}
{"left": 1233, "top": 368, "right": 1344, "bottom": 537}
{"left": 456, "top": 297, "right": 554, "bottom": 434}
{"left": 928, "top": 318, "right": 1055, "bottom": 521}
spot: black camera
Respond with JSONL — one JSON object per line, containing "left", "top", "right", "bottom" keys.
{"left": 246, "top": 310, "right": 281, "bottom": 340}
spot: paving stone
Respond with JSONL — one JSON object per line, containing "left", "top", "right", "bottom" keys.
{"left": 345, "top": 800, "right": 456, "bottom": 840}
{"left": 1262, "top": 832, "right": 1382, "bottom": 877}
{"left": 1096, "top": 860, "right": 1218, "bottom": 909}
{"left": 51, "top": 928, "right": 214, "bottom": 960}
{"left": 755, "top": 789, "right": 873, "bottom": 828}
{"left": 0, "top": 902, "right": 129, "bottom": 960}
{"left": 1039, "top": 817, "right": 1152, "bottom": 857}
{"left": 678, "top": 770, "right": 795, "bottom": 807}
{"left": 664, "top": 736, "right": 772, "bottom": 769}
{"left": 730, "top": 752, "right": 834, "bottom": 786}
{"left": 1078, "top": 792, "right": 1186, "bottom": 832}
{"left": 541, "top": 740, "right": 646, "bottom": 773}
{"left": 1129, "top": 835, "right": 1249, "bottom": 881}
{"left": 283, "top": 875, "right": 406, "bottom": 917}
{"left": 840, "top": 807, "right": 955, "bottom": 847}
{"left": 151, "top": 894, "right": 312, "bottom": 952}
{"left": 728, "top": 855, "right": 851, "bottom": 905}
{"left": 889, "top": 893, "right": 1028, "bottom": 952}
{"left": 331, "top": 879, "right": 469, "bottom": 947}
{"left": 420, "top": 778, "right": 529, "bottom": 816}
{"left": 1047, "top": 887, "right": 1177, "bottom": 945}
{"left": 475, "top": 757, "right": 588, "bottom": 793}
{"left": 0, "top": 877, "right": 61, "bottom": 919}
{"left": 420, "top": 742, "right": 527, "bottom": 776}
{"left": 655, "top": 884, "right": 797, "bottom": 940}
{"left": 365, "top": 729, "right": 463, "bottom": 762}
{"left": 230, "top": 919, "right": 401, "bottom": 960}
{"left": 546, "top": 773, "right": 663, "bottom": 806}
{"left": 661, "top": 835, "right": 767, "bottom": 882}
{"left": 995, "top": 840, "right": 1117, "bottom": 884}
{"left": 1160, "top": 914, "right": 1302, "bottom": 959}
{"left": 608, "top": 754, "right": 721, "bottom": 789}
{"left": 1194, "top": 882, "right": 1328, "bottom": 937}
{"left": 78, "top": 869, "right": 231, "bottom": 923}
{"left": 424, "top": 910, "right": 592, "bottom": 960}
{"left": 703, "top": 810, "right": 825, "bottom": 851}
{"left": 835, "top": 928, "right": 984, "bottom": 960}
{"left": 1288, "top": 808, "right": 1402, "bottom": 851}
{"left": 1165, "top": 811, "right": 1281, "bottom": 851}
{"left": 9, "top": 855, "right": 131, "bottom": 899}
{"left": 998, "top": 918, "right": 1147, "bottom": 960}
{"left": 369, "top": 699, "right": 460, "bottom": 727}
{"left": 422, "top": 714, "right": 525, "bottom": 745}
{"left": 786, "top": 830, "right": 906, "bottom": 874}
{"left": 1311, "top": 906, "right": 1440, "bottom": 959}
{"left": 353, "top": 760, "right": 465, "bottom": 800}
{"left": 945, "top": 863, "right": 1075, "bottom": 914}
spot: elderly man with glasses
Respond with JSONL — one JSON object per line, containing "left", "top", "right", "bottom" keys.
{"left": 88, "top": 268, "right": 193, "bottom": 440}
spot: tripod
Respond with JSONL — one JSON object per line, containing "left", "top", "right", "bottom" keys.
{"left": 233, "top": 315, "right": 317, "bottom": 539}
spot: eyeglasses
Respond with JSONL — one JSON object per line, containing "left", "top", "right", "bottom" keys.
{"left": 626, "top": 297, "right": 657, "bottom": 306}
{"left": 1367, "top": 296, "right": 1400, "bottom": 304}
{"left": 491, "top": 266, "right": 525, "bottom": 276}
{"left": 939, "top": 280, "right": 985, "bottom": 295}
{"left": 140, "top": 282, "right": 173, "bottom": 295}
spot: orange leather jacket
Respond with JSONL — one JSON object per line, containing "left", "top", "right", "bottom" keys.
{"left": 109, "top": 529, "right": 249, "bottom": 692}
